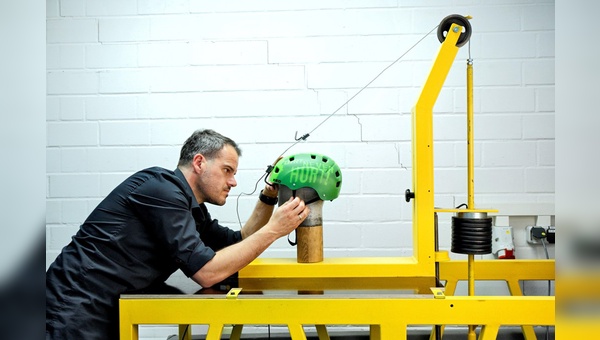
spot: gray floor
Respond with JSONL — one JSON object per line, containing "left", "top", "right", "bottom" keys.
{"left": 173, "top": 326, "right": 554, "bottom": 339}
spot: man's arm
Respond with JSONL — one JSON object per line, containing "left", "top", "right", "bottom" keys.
{"left": 240, "top": 184, "right": 279, "bottom": 239}
{"left": 191, "top": 196, "right": 309, "bottom": 288}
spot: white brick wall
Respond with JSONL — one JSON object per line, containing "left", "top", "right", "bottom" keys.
{"left": 46, "top": 1, "right": 555, "bottom": 331}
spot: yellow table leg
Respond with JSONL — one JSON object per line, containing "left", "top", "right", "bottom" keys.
{"left": 478, "top": 324, "right": 500, "bottom": 340}
{"left": 230, "top": 324, "right": 244, "bottom": 340}
{"left": 380, "top": 323, "right": 406, "bottom": 340}
{"left": 370, "top": 324, "right": 381, "bottom": 340}
{"left": 506, "top": 279, "right": 538, "bottom": 340}
{"left": 205, "top": 324, "right": 224, "bottom": 340}
{"left": 178, "top": 324, "right": 192, "bottom": 340}
{"left": 315, "top": 324, "right": 330, "bottom": 340}
{"left": 288, "top": 323, "right": 308, "bottom": 340}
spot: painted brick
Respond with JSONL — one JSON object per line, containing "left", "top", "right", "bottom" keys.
{"left": 360, "top": 115, "right": 411, "bottom": 142}
{"left": 361, "top": 169, "right": 408, "bottom": 195}
{"left": 49, "top": 174, "right": 100, "bottom": 198}
{"left": 59, "top": 97, "right": 86, "bottom": 121}
{"left": 523, "top": 59, "right": 554, "bottom": 85}
{"left": 86, "top": 95, "right": 138, "bottom": 120}
{"left": 269, "top": 36, "right": 416, "bottom": 64}
{"left": 536, "top": 86, "right": 554, "bottom": 112}
{"left": 189, "top": 1, "right": 398, "bottom": 13}
{"left": 190, "top": 41, "right": 267, "bottom": 65}
{"left": 149, "top": 120, "right": 216, "bottom": 145}
{"left": 475, "top": 168, "right": 524, "bottom": 193}
{"left": 474, "top": 60, "right": 521, "bottom": 86}
{"left": 47, "top": 71, "right": 98, "bottom": 95}
{"left": 47, "top": 0, "right": 59, "bottom": 17}
{"left": 150, "top": 16, "right": 194, "bottom": 41}
{"left": 86, "top": 0, "right": 137, "bottom": 16}
{"left": 87, "top": 147, "right": 142, "bottom": 172}
{"left": 47, "top": 122, "right": 99, "bottom": 146}
{"left": 523, "top": 4, "right": 555, "bottom": 31}
{"left": 482, "top": 141, "right": 537, "bottom": 167}
{"left": 479, "top": 32, "right": 537, "bottom": 59}
{"left": 47, "top": 19, "right": 97, "bottom": 43}
{"left": 345, "top": 142, "right": 402, "bottom": 169}
{"left": 307, "top": 62, "right": 414, "bottom": 89}
{"left": 47, "top": 225, "right": 80, "bottom": 249}
{"left": 46, "top": 96, "right": 60, "bottom": 121}
{"left": 347, "top": 89, "right": 401, "bottom": 115}
{"left": 523, "top": 113, "right": 554, "bottom": 139}
{"left": 60, "top": 148, "right": 88, "bottom": 172}
{"left": 98, "top": 69, "right": 150, "bottom": 94}
{"left": 146, "top": 65, "right": 305, "bottom": 92}
{"left": 138, "top": 0, "right": 189, "bottom": 14}
{"left": 86, "top": 44, "right": 138, "bottom": 69}
{"left": 47, "top": 44, "right": 86, "bottom": 70}
{"left": 525, "top": 167, "right": 554, "bottom": 193}
{"left": 61, "top": 199, "right": 90, "bottom": 223}
{"left": 538, "top": 140, "right": 554, "bottom": 166}
{"left": 480, "top": 87, "right": 535, "bottom": 113}
{"left": 474, "top": 114, "right": 522, "bottom": 140}
{"left": 46, "top": 148, "right": 61, "bottom": 174}
{"left": 46, "top": 200, "right": 61, "bottom": 224}
{"left": 59, "top": 0, "right": 85, "bottom": 17}
{"left": 98, "top": 17, "right": 150, "bottom": 42}
{"left": 537, "top": 31, "right": 555, "bottom": 57}
{"left": 100, "top": 121, "right": 151, "bottom": 146}
{"left": 434, "top": 115, "right": 467, "bottom": 141}
{"left": 138, "top": 42, "right": 190, "bottom": 67}
{"left": 362, "top": 222, "right": 413, "bottom": 248}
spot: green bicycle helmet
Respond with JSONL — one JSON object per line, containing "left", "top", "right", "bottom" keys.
{"left": 269, "top": 153, "right": 342, "bottom": 201}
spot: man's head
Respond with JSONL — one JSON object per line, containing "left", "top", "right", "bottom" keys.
{"left": 178, "top": 129, "right": 242, "bottom": 205}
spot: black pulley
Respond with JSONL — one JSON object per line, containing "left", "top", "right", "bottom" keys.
{"left": 451, "top": 212, "right": 492, "bottom": 254}
{"left": 437, "top": 14, "right": 472, "bottom": 47}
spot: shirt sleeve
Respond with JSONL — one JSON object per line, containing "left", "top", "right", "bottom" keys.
{"left": 127, "top": 173, "right": 216, "bottom": 277}
{"left": 195, "top": 205, "right": 242, "bottom": 251}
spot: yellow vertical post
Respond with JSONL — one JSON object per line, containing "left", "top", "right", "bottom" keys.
{"left": 411, "top": 24, "right": 462, "bottom": 275}
{"left": 466, "top": 55, "right": 477, "bottom": 340}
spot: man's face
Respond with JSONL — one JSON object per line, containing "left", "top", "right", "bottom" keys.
{"left": 196, "top": 145, "right": 239, "bottom": 206}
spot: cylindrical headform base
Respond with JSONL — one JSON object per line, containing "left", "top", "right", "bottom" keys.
{"left": 278, "top": 186, "right": 324, "bottom": 263}
{"left": 296, "top": 225, "right": 323, "bottom": 263}
{"left": 451, "top": 212, "right": 492, "bottom": 255}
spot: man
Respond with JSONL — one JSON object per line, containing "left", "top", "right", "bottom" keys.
{"left": 46, "top": 129, "right": 310, "bottom": 339}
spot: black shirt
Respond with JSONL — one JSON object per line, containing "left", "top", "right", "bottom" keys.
{"left": 46, "top": 167, "right": 242, "bottom": 340}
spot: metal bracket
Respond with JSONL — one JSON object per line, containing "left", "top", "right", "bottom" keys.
{"left": 226, "top": 288, "right": 243, "bottom": 299}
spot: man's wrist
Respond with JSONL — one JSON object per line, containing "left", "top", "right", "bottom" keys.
{"left": 259, "top": 190, "right": 278, "bottom": 205}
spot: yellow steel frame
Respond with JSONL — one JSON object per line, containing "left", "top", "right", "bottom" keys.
{"left": 119, "top": 22, "right": 555, "bottom": 339}
{"left": 120, "top": 294, "right": 554, "bottom": 340}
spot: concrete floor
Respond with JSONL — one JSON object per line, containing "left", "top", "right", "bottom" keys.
{"left": 171, "top": 326, "right": 554, "bottom": 340}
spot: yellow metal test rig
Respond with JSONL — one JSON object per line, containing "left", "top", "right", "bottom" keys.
{"left": 120, "top": 15, "right": 555, "bottom": 340}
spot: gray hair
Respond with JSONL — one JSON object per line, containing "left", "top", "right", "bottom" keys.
{"left": 177, "top": 129, "right": 241, "bottom": 167}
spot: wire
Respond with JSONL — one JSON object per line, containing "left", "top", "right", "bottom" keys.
{"left": 235, "top": 169, "right": 269, "bottom": 229}
{"left": 180, "top": 325, "right": 189, "bottom": 340}
{"left": 233, "top": 24, "right": 440, "bottom": 230}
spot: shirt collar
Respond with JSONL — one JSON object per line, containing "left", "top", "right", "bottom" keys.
{"left": 174, "top": 167, "right": 201, "bottom": 210}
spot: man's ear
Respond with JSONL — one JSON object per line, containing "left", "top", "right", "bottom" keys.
{"left": 192, "top": 153, "right": 205, "bottom": 172}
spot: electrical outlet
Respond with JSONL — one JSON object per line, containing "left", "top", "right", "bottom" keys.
{"left": 526, "top": 226, "right": 546, "bottom": 245}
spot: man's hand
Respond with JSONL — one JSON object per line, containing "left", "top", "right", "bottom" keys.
{"left": 266, "top": 196, "right": 310, "bottom": 237}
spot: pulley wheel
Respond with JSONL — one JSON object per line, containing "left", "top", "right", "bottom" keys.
{"left": 437, "top": 14, "right": 472, "bottom": 47}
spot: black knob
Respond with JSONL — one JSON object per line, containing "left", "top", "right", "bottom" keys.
{"left": 405, "top": 189, "right": 415, "bottom": 202}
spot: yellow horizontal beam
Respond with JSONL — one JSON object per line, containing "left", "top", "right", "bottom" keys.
{"left": 240, "top": 256, "right": 431, "bottom": 279}
{"left": 240, "top": 258, "right": 554, "bottom": 281}
{"left": 439, "top": 259, "right": 555, "bottom": 281}
{"left": 120, "top": 295, "right": 555, "bottom": 339}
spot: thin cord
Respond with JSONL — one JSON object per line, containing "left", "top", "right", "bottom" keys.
{"left": 235, "top": 170, "right": 269, "bottom": 229}
{"left": 304, "top": 24, "right": 440, "bottom": 141}
{"left": 233, "top": 24, "right": 439, "bottom": 228}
